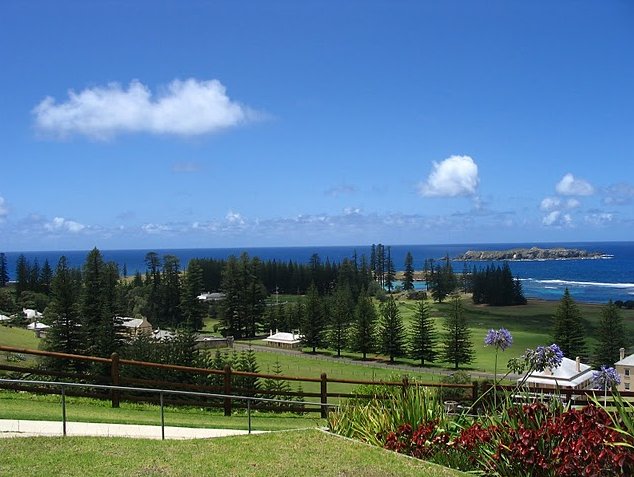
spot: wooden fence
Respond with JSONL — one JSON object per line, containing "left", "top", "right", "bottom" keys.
{"left": 3, "top": 345, "right": 631, "bottom": 416}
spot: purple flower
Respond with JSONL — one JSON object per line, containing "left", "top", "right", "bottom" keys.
{"left": 524, "top": 344, "right": 564, "bottom": 372}
{"left": 484, "top": 328, "right": 513, "bottom": 351}
{"left": 593, "top": 366, "right": 621, "bottom": 389}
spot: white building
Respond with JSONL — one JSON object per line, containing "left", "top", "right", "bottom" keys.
{"left": 615, "top": 348, "right": 634, "bottom": 392}
{"left": 263, "top": 330, "right": 303, "bottom": 350}
{"left": 520, "top": 356, "right": 593, "bottom": 390}
{"left": 27, "top": 321, "right": 50, "bottom": 338}
{"left": 197, "top": 292, "right": 225, "bottom": 302}
{"left": 118, "top": 316, "right": 153, "bottom": 338}
{"left": 23, "top": 308, "right": 43, "bottom": 322}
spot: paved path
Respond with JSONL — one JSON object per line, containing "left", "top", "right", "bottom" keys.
{"left": 0, "top": 419, "right": 266, "bottom": 440}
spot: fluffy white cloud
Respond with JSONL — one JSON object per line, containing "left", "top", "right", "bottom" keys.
{"left": 602, "top": 183, "right": 634, "bottom": 205}
{"left": 584, "top": 213, "right": 614, "bottom": 226}
{"left": 225, "top": 210, "right": 245, "bottom": 225}
{"left": 542, "top": 211, "right": 572, "bottom": 227}
{"left": 0, "top": 196, "right": 7, "bottom": 219}
{"left": 555, "top": 173, "right": 594, "bottom": 196}
{"left": 45, "top": 217, "right": 85, "bottom": 233}
{"left": 419, "top": 155, "right": 479, "bottom": 197}
{"left": 141, "top": 223, "right": 173, "bottom": 234}
{"left": 540, "top": 197, "right": 560, "bottom": 211}
{"left": 33, "top": 78, "right": 258, "bottom": 139}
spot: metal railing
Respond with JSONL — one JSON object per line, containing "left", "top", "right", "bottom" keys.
{"left": 0, "top": 378, "right": 330, "bottom": 440}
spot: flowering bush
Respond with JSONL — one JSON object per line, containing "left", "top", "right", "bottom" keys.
{"left": 593, "top": 366, "right": 621, "bottom": 389}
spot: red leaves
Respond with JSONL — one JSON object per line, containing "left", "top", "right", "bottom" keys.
{"left": 382, "top": 403, "right": 634, "bottom": 476}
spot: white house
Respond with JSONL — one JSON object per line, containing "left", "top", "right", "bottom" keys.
{"left": 0, "top": 314, "right": 11, "bottom": 322}
{"left": 520, "top": 356, "right": 593, "bottom": 390}
{"left": 23, "top": 308, "right": 43, "bottom": 322}
{"left": 615, "top": 348, "right": 634, "bottom": 392}
{"left": 263, "top": 329, "right": 303, "bottom": 350}
{"left": 27, "top": 321, "right": 50, "bottom": 338}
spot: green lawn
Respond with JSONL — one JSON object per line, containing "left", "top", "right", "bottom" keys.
{"left": 0, "top": 325, "right": 40, "bottom": 369}
{"left": 0, "top": 429, "right": 466, "bottom": 477}
{"left": 0, "top": 390, "right": 323, "bottom": 431}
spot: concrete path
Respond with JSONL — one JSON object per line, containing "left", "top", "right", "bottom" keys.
{"left": 0, "top": 419, "right": 265, "bottom": 440}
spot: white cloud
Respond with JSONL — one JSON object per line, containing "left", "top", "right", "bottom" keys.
{"left": 0, "top": 196, "right": 8, "bottom": 219}
{"left": 542, "top": 211, "right": 572, "bottom": 227}
{"left": 566, "top": 198, "right": 580, "bottom": 209}
{"left": 540, "top": 197, "right": 560, "bottom": 211}
{"left": 141, "top": 223, "right": 172, "bottom": 234}
{"left": 44, "top": 217, "right": 85, "bottom": 233}
{"left": 555, "top": 173, "right": 594, "bottom": 196}
{"left": 33, "top": 78, "right": 259, "bottom": 139}
{"left": 584, "top": 213, "right": 614, "bottom": 226}
{"left": 602, "top": 183, "right": 634, "bottom": 205}
{"left": 225, "top": 210, "right": 245, "bottom": 225}
{"left": 419, "top": 155, "right": 479, "bottom": 197}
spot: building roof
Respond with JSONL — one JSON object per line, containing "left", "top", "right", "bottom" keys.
{"left": 615, "top": 353, "right": 634, "bottom": 366}
{"left": 27, "top": 322, "right": 50, "bottom": 330}
{"left": 197, "top": 292, "right": 226, "bottom": 301}
{"left": 23, "top": 308, "right": 43, "bottom": 320}
{"left": 520, "top": 357, "right": 593, "bottom": 388}
{"left": 119, "top": 317, "right": 150, "bottom": 329}
{"left": 0, "top": 314, "right": 11, "bottom": 321}
{"left": 263, "top": 331, "right": 303, "bottom": 344}
{"left": 153, "top": 329, "right": 175, "bottom": 341}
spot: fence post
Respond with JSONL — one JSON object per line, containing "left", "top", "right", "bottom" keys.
{"left": 402, "top": 376, "right": 409, "bottom": 397}
{"left": 320, "top": 373, "right": 328, "bottom": 419}
{"left": 472, "top": 380, "right": 479, "bottom": 402}
{"left": 224, "top": 364, "right": 232, "bottom": 416}
{"left": 110, "top": 352, "right": 120, "bottom": 408}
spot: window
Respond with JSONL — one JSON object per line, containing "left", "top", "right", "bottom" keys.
{"left": 625, "top": 383, "right": 630, "bottom": 390}
{"left": 625, "top": 368, "right": 630, "bottom": 377}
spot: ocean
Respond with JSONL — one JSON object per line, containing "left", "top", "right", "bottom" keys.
{"left": 3, "top": 241, "right": 633, "bottom": 304}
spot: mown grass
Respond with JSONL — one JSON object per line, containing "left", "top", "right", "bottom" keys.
{"left": 0, "top": 390, "right": 323, "bottom": 431}
{"left": 0, "top": 429, "right": 466, "bottom": 477}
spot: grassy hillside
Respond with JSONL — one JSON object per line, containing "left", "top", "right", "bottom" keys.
{"left": 0, "top": 429, "right": 466, "bottom": 477}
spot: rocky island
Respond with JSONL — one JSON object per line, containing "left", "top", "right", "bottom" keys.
{"left": 456, "top": 246, "right": 608, "bottom": 261}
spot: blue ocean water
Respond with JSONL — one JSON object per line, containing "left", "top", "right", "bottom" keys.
{"left": 4, "top": 242, "right": 633, "bottom": 304}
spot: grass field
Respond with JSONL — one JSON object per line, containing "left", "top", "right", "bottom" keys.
{"left": 0, "top": 429, "right": 465, "bottom": 477}
{"left": 0, "top": 390, "right": 323, "bottom": 431}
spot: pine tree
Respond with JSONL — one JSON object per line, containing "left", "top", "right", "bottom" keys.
{"left": 181, "top": 261, "right": 206, "bottom": 330}
{"left": 385, "top": 247, "right": 396, "bottom": 292}
{"left": 144, "top": 252, "right": 162, "bottom": 325}
{"left": 301, "top": 283, "right": 325, "bottom": 352}
{"left": 408, "top": 300, "right": 437, "bottom": 366}
{"left": 44, "top": 256, "right": 83, "bottom": 370}
{"left": 160, "top": 255, "right": 182, "bottom": 327}
{"left": 593, "top": 301, "right": 625, "bottom": 367}
{"left": 378, "top": 296, "right": 405, "bottom": 363}
{"left": 552, "top": 288, "right": 587, "bottom": 360}
{"left": 403, "top": 252, "right": 415, "bottom": 292}
{"left": 329, "top": 283, "right": 354, "bottom": 357}
{"left": 442, "top": 296, "right": 474, "bottom": 369}
{"left": 0, "top": 253, "right": 9, "bottom": 287}
{"left": 261, "top": 359, "right": 292, "bottom": 408}
{"left": 40, "top": 259, "right": 53, "bottom": 295}
{"left": 15, "top": 254, "right": 29, "bottom": 298}
{"left": 350, "top": 289, "right": 376, "bottom": 359}
{"left": 81, "top": 248, "right": 106, "bottom": 355}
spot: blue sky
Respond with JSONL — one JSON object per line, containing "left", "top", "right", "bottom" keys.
{"left": 1, "top": 0, "right": 633, "bottom": 251}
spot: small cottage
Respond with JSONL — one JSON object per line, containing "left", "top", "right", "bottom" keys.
{"left": 263, "top": 329, "right": 303, "bottom": 350}
{"left": 520, "top": 356, "right": 593, "bottom": 390}
{"left": 118, "top": 316, "right": 153, "bottom": 338}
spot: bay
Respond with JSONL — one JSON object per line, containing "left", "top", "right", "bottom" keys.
{"left": 4, "top": 241, "right": 633, "bottom": 304}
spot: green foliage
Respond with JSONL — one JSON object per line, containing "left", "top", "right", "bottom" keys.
{"left": 593, "top": 300, "right": 626, "bottom": 367}
{"left": 328, "top": 283, "right": 354, "bottom": 357}
{"left": 408, "top": 300, "right": 438, "bottom": 366}
{"left": 429, "top": 256, "right": 457, "bottom": 303}
{"left": 0, "top": 252, "right": 8, "bottom": 287}
{"left": 300, "top": 283, "right": 325, "bottom": 352}
{"left": 328, "top": 385, "right": 447, "bottom": 447}
{"left": 349, "top": 289, "right": 376, "bottom": 359}
{"left": 471, "top": 262, "right": 527, "bottom": 306}
{"left": 402, "top": 251, "right": 415, "bottom": 292}
{"left": 437, "top": 371, "right": 471, "bottom": 402}
{"left": 442, "top": 296, "right": 474, "bottom": 369}
{"left": 552, "top": 288, "right": 587, "bottom": 359}
{"left": 378, "top": 296, "right": 406, "bottom": 362}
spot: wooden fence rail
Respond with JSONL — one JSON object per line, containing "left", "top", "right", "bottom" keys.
{"left": 3, "top": 345, "right": 632, "bottom": 417}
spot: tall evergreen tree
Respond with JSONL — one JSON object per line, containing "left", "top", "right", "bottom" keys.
{"left": 442, "top": 296, "right": 474, "bottom": 369}
{"left": 180, "top": 261, "right": 206, "bottom": 330}
{"left": 15, "top": 254, "right": 29, "bottom": 297}
{"left": 160, "top": 255, "right": 182, "bottom": 327}
{"left": 408, "top": 300, "right": 437, "bottom": 366}
{"left": 301, "top": 283, "right": 325, "bottom": 352}
{"left": 552, "top": 288, "right": 587, "bottom": 359}
{"left": 329, "top": 283, "right": 354, "bottom": 357}
{"left": 350, "top": 289, "right": 376, "bottom": 359}
{"left": 144, "top": 252, "right": 162, "bottom": 324}
{"left": 40, "top": 259, "right": 53, "bottom": 295}
{"left": 0, "top": 253, "right": 8, "bottom": 287}
{"left": 403, "top": 252, "right": 415, "bottom": 292}
{"left": 44, "top": 256, "right": 83, "bottom": 369}
{"left": 593, "top": 301, "right": 626, "bottom": 367}
{"left": 81, "top": 248, "right": 106, "bottom": 355}
{"left": 378, "top": 296, "right": 405, "bottom": 363}
{"left": 385, "top": 247, "right": 396, "bottom": 292}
